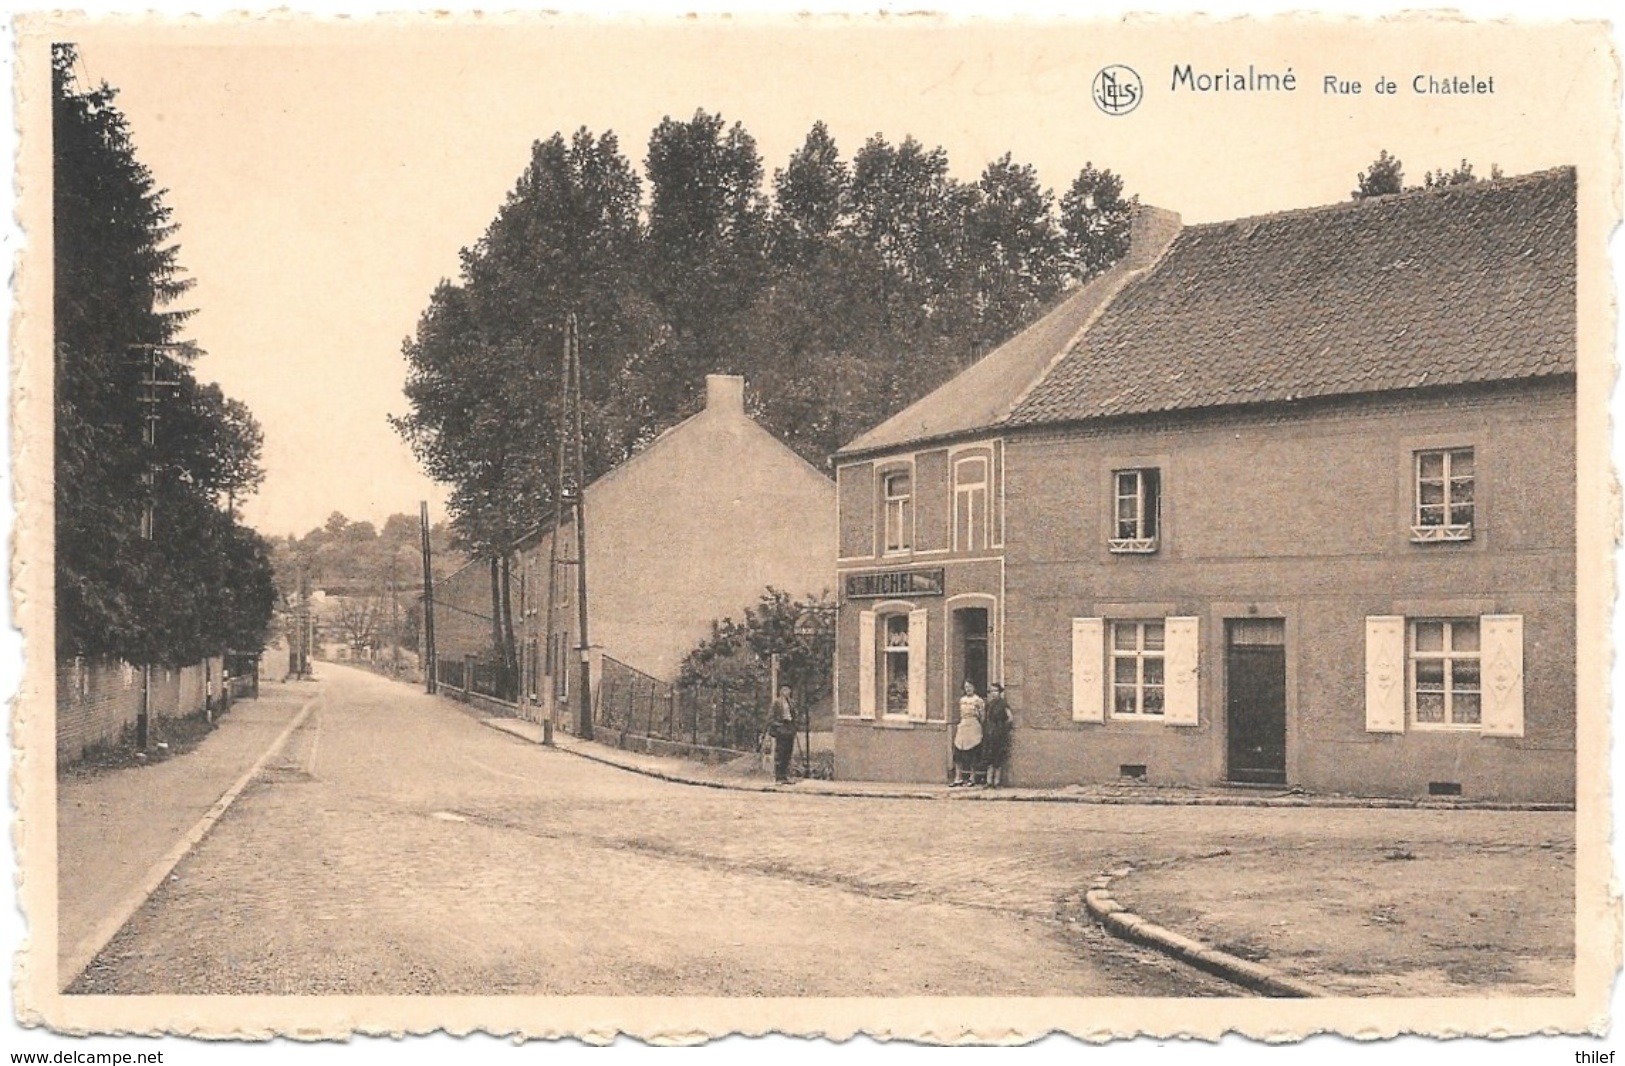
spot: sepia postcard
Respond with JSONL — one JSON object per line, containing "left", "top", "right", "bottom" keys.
{"left": 6, "top": 8, "right": 1623, "bottom": 1054}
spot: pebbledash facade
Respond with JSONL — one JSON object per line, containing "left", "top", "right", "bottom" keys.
{"left": 832, "top": 168, "right": 1576, "bottom": 803}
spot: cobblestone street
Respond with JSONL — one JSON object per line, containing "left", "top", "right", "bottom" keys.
{"left": 68, "top": 663, "right": 1573, "bottom": 997}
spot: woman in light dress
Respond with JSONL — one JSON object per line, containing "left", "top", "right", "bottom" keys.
{"left": 951, "top": 679, "right": 985, "bottom": 787}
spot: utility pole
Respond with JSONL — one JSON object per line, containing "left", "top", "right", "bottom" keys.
{"left": 540, "top": 317, "right": 573, "bottom": 747}
{"left": 389, "top": 557, "right": 401, "bottom": 678}
{"left": 419, "top": 500, "right": 437, "bottom": 694}
{"left": 569, "top": 314, "right": 594, "bottom": 742}
{"left": 134, "top": 345, "right": 181, "bottom": 752}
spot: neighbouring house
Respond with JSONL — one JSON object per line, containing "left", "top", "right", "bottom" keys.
{"left": 434, "top": 374, "right": 836, "bottom": 720}
{"left": 831, "top": 168, "right": 1577, "bottom": 803}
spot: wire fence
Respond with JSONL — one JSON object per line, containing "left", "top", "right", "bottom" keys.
{"left": 596, "top": 655, "right": 768, "bottom": 756}
{"left": 435, "top": 650, "right": 815, "bottom": 763}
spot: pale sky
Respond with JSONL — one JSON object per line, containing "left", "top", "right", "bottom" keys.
{"left": 53, "top": 16, "right": 1614, "bottom": 538}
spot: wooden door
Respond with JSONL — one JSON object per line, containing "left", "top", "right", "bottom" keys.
{"left": 1226, "top": 620, "right": 1287, "bottom": 784}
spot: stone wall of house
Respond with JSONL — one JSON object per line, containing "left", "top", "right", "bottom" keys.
{"left": 834, "top": 379, "right": 1576, "bottom": 803}
{"left": 1001, "top": 381, "right": 1575, "bottom": 802}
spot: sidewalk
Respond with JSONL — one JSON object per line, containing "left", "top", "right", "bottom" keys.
{"left": 56, "top": 679, "right": 322, "bottom": 986}
{"left": 478, "top": 715, "right": 1572, "bottom": 811}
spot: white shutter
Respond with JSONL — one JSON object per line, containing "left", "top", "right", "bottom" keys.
{"left": 1480, "top": 614, "right": 1525, "bottom": 738}
{"left": 907, "top": 609, "right": 929, "bottom": 721}
{"left": 858, "top": 610, "right": 876, "bottom": 719}
{"left": 1164, "top": 616, "right": 1200, "bottom": 726}
{"left": 1365, "top": 616, "right": 1406, "bottom": 733}
{"left": 1071, "top": 617, "right": 1105, "bottom": 723}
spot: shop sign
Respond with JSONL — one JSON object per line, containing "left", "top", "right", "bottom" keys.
{"left": 844, "top": 568, "right": 945, "bottom": 600}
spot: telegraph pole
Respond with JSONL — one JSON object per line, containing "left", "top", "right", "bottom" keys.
{"left": 389, "top": 558, "right": 401, "bottom": 678}
{"left": 419, "top": 500, "right": 437, "bottom": 694}
{"left": 569, "top": 315, "right": 594, "bottom": 741}
{"left": 134, "top": 345, "right": 181, "bottom": 751}
{"left": 540, "top": 317, "right": 573, "bottom": 746}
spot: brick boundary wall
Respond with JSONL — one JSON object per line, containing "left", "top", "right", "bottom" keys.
{"left": 56, "top": 655, "right": 225, "bottom": 766}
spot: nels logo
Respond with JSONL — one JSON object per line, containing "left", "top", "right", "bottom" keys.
{"left": 1093, "top": 65, "right": 1143, "bottom": 116}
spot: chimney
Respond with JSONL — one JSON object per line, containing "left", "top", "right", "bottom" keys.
{"left": 706, "top": 374, "right": 746, "bottom": 416}
{"left": 1123, "top": 204, "right": 1183, "bottom": 270}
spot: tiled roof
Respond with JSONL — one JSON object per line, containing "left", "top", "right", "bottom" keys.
{"left": 836, "top": 207, "right": 1184, "bottom": 457}
{"left": 1009, "top": 167, "right": 1576, "bottom": 428}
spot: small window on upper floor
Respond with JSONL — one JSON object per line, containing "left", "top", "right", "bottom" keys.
{"left": 1412, "top": 448, "right": 1474, "bottom": 542}
{"left": 954, "top": 456, "right": 988, "bottom": 552}
{"left": 883, "top": 470, "right": 913, "bottom": 554}
{"left": 1110, "top": 468, "right": 1160, "bottom": 554}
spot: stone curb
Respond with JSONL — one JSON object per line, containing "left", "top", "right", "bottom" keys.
{"left": 1083, "top": 872, "right": 1329, "bottom": 999}
{"left": 477, "top": 717, "right": 1571, "bottom": 813}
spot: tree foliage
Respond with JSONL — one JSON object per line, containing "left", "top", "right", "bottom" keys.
{"left": 1353, "top": 150, "right": 1504, "bottom": 199}
{"left": 395, "top": 112, "right": 1137, "bottom": 692}
{"left": 54, "top": 44, "right": 275, "bottom": 664}
{"left": 1352, "top": 149, "right": 1406, "bottom": 199}
{"left": 1421, "top": 158, "right": 1503, "bottom": 189}
{"left": 270, "top": 511, "right": 464, "bottom": 656}
{"left": 676, "top": 588, "right": 836, "bottom": 740}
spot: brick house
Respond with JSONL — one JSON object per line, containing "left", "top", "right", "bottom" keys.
{"left": 436, "top": 374, "right": 835, "bottom": 714}
{"left": 831, "top": 168, "right": 1576, "bottom": 802}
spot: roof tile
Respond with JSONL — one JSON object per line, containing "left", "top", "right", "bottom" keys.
{"left": 1010, "top": 168, "right": 1575, "bottom": 428}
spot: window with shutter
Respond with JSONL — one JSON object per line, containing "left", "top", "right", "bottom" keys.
{"left": 1408, "top": 619, "right": 1482, "bottom": 729}
{"left": 1365, "top": 616, "right": 1406, "bottom": 733}
{"left": 1071, "top": 617, "right": 1105, "bottom": 723}
{"left": 1109, "top": 620, "right": 1165, "bottom": 718}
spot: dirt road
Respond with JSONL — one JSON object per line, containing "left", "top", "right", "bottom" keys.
{"left": 68, "top": 663, "right": 1572, "bottom": 997}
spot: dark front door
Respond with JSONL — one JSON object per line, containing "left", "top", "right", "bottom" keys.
{"left": 1226, "top": 620, "right": 1287, "bottom": 784}
{"left": 955, "top": 608, "right": 989, "bottom": 696}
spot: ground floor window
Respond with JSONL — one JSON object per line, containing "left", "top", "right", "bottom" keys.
{"left": 1410, "top": 618, "right": 1481, "bottom": 727}
{"left": 884, "top": 613, "right": 911, "bottom": 716}
{"left": 551, "top": 632, "right": 570, "bottom": 699}
{"left": 1111, "top": 620, "right": 1166, "bottom": 718}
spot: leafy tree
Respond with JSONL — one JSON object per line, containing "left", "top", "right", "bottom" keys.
{"left": 676, "top": 588, "right": 835, "bottom": 749}
{"left": 641, "top": 110, "right": 769, "bottom": 412}
{"left": 397, "top": 114, "right": 1138, "bottom": 674}
{"left": 768, "top": 121, "right": 849, "bottom": 268}
{"left": 1059, "top": 162, "right": 1134, "bottom": 282}
{"left": 1353, "top": 149, "right": 1406, "bottom": 198}
{"left": 395, "top": 129, "right": 652, "bottom": 696}
{"left": 54, "top": 44, "right": 273, "bottom": 665}
{"left": 270, "top": 512, "right": 463, "bottom": 664}
{"left": 1355, "top": 150, "right": 1505, "bottom": 199}
{"left": 738, "top": 242, "right": 893, "bottom": 464}
{"left": 848, "top": 134, "right": 966, "bottom": 297}
{"left": 1422, "top": 159, "right": 1504, "bottom": 188}
{"left": 963, "top": 153, "right": 1066, "bottom": 354}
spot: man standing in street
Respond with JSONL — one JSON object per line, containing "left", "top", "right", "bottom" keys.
{"left": 771, "top": 684, "right": 797, "bottom": 785}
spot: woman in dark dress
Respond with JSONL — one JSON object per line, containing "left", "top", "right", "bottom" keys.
{"left": 981, "top": 682, "right": 1012, "bottom": 787}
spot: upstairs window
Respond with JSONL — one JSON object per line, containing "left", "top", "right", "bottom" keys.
{"left": 1110, "top": 468, "right": 1160, "bottom": 553}
{"left": 1410, "top": 619, "right": 1480, "bottom": 728}
{"left": 954, "top": 456, "right": 988, "bottom": 551}
{"left": 1413, "top": 448, "right": 1474, "bottom": 542}
{"left": 883, "top": 471, "right": 913, "bottom": 554}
